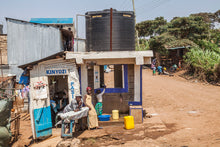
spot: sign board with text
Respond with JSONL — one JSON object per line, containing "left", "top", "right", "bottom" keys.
{"left": 46, "top": 68, "right": 68, "bottom": 75}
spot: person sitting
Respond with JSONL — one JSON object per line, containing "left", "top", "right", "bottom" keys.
{"left": 157, "top": 66, "right": 163, "bottom": 75}
{"left": 163, "top": 67, "right": 169, "bottom": 75}
{"left": 63, "top": 94, "right": 82, "bottom": 113}
{"left": 55, "top": 94, "right": 83, "bottom": 129}
{"left": 170, "top": 64, "right": 178, "bottom": 72}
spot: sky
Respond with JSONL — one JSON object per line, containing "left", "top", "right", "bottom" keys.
{"left": 0, "top": 0, "right": 219, "bottom": 38}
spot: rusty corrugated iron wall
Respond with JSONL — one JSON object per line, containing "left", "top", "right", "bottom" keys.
{"left": 0, "top": 34, "right": 7, "bottom": 65}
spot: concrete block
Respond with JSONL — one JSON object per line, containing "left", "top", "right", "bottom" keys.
{"left": 129, "top": 105, "right": 143, "bottom": 124}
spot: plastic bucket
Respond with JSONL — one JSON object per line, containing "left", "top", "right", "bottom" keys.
{"left": 112, "top": 110, "right": 119, "bottom": 120}
{"left": 98, "top": 115, "right": 111, "bottom": 121}
{"left": 124, "top": 116, "right": 134, "bottom": 130}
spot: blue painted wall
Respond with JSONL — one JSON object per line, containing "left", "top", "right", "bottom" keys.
{"left": 30, "top": 18, "right": 73, "bottom": 24}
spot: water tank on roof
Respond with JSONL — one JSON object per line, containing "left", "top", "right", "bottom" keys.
{"left": 85, "top": 9, "right": 135, "bottom": 52}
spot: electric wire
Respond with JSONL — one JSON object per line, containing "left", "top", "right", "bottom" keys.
{"left": 137, "top": 0, "right": 171, "bottom": 17}
{"left": 137, "top": 0, "right": 164, "bottom": 13}
{"left": 120, "top": 0, "right": 129, "bottom": 10}
{"left": 136, "top": 0, "right": 157, "bottom": 10}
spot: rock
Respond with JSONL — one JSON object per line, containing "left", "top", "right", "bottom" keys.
{"left": 139, "top": 131, "right": 145, "bottom": 136}
{"left": 70, "top": 138, "right": 81, "bottom": 147}
{"left": 134, "top": 130, "right": 145, "bottom": 137}
{"left": 56, "top": 140, "right": 72, "bottom": 147}
{"left": 56, "top": 138, "right": 80, "bottom": 147}
{"left": 146, "top": 114, "right": 152, "bottom": 118}
{"left": 112, "top": 136, "right": 120, "bottom": 140}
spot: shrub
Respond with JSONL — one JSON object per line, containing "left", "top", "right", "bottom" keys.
{"left": 184, "top": 46, "right": 220, "bottom": 82}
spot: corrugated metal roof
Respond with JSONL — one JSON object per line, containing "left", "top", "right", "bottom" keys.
{"left": 167, "top": 46, "right": 190, "bottom": 50}
{"left": 18, "top": 51, "right": 65, "bottom": 69}
{"left": 6, "top": 17, "right": 57, "bottom": 28}
{"left": 30, "top": 18, "right": 73, "bottom": 24}
{"left": 6, "top": 18, "right": 64, "bottom": 80}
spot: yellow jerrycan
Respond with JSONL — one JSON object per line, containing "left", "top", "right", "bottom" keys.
{"left": 124, "top": 116, "right": 134, "bottom": 129}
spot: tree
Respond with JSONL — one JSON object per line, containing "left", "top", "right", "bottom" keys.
{"left": 149, "top": 33, "right": 196, "bottom": 55}
{"left": 136, "top": 17, "right": 167, "bottom": 37}
{"left": 136, "top": 39, "right": 150, "bottom": 51}
{"left": 191, "top": 9, "right": 220, "bottom": 24}
{"left": 136, "top": 10, "right": 220, "bottom": 82}
{"left": 138, "top": 15, "right": 212, "bottom": 52}
{"left": 167, "top": 16, "right": 210, "bottom": 41}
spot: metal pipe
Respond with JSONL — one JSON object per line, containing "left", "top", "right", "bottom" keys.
{"left": 110, "top": 8, "right": 113, "bottom": 51}
{"left": 76, "top": 14, "right": 90, "bottom": 52}
{"left": 0, "top": 21, "right": 4, "bottom": 80}
{"left": 0, "top": 49, "right": 3, "bottom": 79}
{"left": 76, "top": 15, "right": 78, "bottom": 52}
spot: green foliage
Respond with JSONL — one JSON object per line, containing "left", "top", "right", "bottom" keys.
{"left": 190, "top": 9, "right": 220, "bottom": 24}
{"left": 136, "top": 15, "right": 211, "bottom": 41}
{"left": 196, "top": 40, "right": 220, "bottom": 54}
{"left": 149, "top": 33, "right": 196, "bottom": 54}
{"left": 149, "top": 33, "right": 175, "bottom": 55}
{"left": 184, "top": 45, "right": 220, "bottom": 81}
{"left": 137, "top": 10, "right": 220, "bottom": 82}
{"left": 155, "top": 25, "right": 168, "bottom": 35}
{"left": 209, "top": 29, "right": 220, "bottom": 45}
{"left": 167, "top": 16, "right": 210, "bottom": 41}
{"left": 136, "top": 39, "right": 150, "bottom": 51}
{"left": 136, "top": 17, "right": 167, "bottom": 37}
{"left": 137, "top": 15, "right": 211, "bottom": 53}
{"left": 165, "top": 39, "right": 197, "bottom": 49}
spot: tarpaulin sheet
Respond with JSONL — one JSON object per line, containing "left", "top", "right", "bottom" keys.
{"left": 0, "top": 99, "right": 13, "bottom": 147}
{"left": 56, "top": 107, "right": 89, "bottom": 125}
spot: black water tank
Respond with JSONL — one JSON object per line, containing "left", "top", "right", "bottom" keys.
{"left": 86, "top": 9, "right": 135, "bottom": 52}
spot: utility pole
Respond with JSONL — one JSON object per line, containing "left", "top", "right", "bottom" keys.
{"left": 132, "top": 0, "right": 140, "bottom": 49}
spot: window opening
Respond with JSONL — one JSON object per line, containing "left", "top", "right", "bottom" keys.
{"left": 100, "top": 65, "right": 123, "bottom": 88}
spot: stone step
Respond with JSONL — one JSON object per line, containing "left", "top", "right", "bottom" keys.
{"left": 98, "top": 117, "right": 124, "bottom": 127}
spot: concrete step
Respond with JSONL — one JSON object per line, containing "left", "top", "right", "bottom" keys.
{"left": 98, "top": 116, "right": 124, "bottom": 127}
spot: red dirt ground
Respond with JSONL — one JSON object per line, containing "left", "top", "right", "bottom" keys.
{"left": 12, "top": 69, "right": 220, "bottom": 147}
{"left": 141, "top": 69, "right": 220, "bottom": 146}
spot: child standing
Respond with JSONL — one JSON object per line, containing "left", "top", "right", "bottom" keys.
{"left": 95, "top": 86, "right": 106, "bottom": 116}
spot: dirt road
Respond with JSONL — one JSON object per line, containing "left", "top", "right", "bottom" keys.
{"left": 142, "top": 69, "right": 220, "bottom": 146}
{"left": 12, "top": 69, "right": 220, "bottom": 147}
